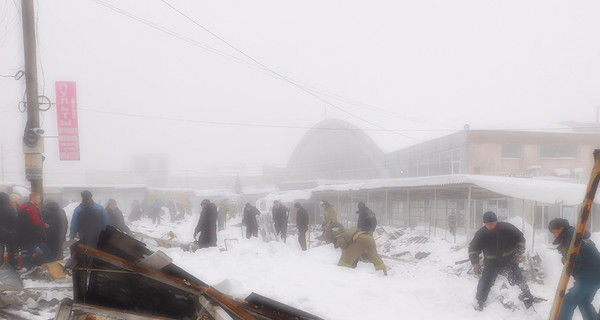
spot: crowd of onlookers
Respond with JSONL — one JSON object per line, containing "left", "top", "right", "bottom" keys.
{"left": 1, "top": 190, "right": 385, "bottom": 276}
{"left": 0, "top": 190, "right": 132, "bottom": 271}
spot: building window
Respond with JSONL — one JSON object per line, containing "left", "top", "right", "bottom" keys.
{"left": 540, "top": 145, "right": 579, "bottom": 159}
{"left": 502, "top": 144, "right": 523, "bottom": 159}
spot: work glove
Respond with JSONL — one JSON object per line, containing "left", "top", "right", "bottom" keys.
{"left": 473, "top": 264, "right": 482, "bottom": 275}
{"left": 514, "top": 246, "right": 526, "bottom": 263}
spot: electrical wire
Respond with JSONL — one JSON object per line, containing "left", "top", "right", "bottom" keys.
{"left": 90, "top": 0, "right": 271, "bottom": 76}
{"left": 88, "top": 0, "right": 464, "bottom": 133}
{"left": 78, "top": 106, "right": 598, "bottom": 133}
{"left": 78, "top": 106, "right": 458, "bottom": 132}
{"left": 159, "top": 0, "right": 423, "bottom": 142}
{"left": 0, "top": 70, "right": 24, "bottom": 79}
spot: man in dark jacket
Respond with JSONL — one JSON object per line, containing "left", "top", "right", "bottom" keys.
{"left": 128, "top": 200, "right": 142, "bottom": 222}
{"left": 548, "top": 218, "right": 600, "bottom": 320}
{"left": 272, "top": 201, "right": 289, "bottom": 243}
{"left": 17, "top": 192, "right": 54, "bottom": 269}
{"left": 468, "top": 211, "right": 534, "bottom": 310}
{"left": 356, "top": 201, "right": 377, "bottom": 234}
{"left": 69, "top": 190, "right": 109, "bottom": 248}
{"left": 105, "top": 199, "right": 131, "bottom": 234}
{"left": 42, "top": 201, "right": 68, "bottom": 260}
{"left": 242, "top": 202, "right": 260, "bottom": 239}
{"left": 0, "top": 192, "right": 18, "bottom": 267}
{"left": 194, "top": 199, "right": 217, "bottom": 248}
{"left": 294, "top": 202, "right": 309, "bottom": 251}
{"left": 217, "top": 200, "right": 229, "bottom": 231}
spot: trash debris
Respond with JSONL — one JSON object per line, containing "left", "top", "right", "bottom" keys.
{"left": 43, "top": 260, "right": 68, "bottom": 280}
{"left": 0, "top": 262, "right": 23, "bottom": 291}
{"left": 65, "top": 225, "right": 323, "bottom": 320}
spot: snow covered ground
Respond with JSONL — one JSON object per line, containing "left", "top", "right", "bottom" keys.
{"left": 9, "top": 206, "right": 600, "bottom": 320}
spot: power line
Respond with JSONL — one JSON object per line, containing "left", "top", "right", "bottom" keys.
{"left": 79, "top": 106, "right": 598, "bottom": 133}
{"left": 159, "top": 0, "right": 424, "bottom": 142}
{"left": 78, "top": 107, "right": 457, "bottom": 132}
{"left": 0, "top": 70, "right": 24, "bottom": 79}
{"left": 90, "top": 0, "right": 270, "bottom": 75}
{"left": 89, "top": 0, "right": 459, "bottom": 132}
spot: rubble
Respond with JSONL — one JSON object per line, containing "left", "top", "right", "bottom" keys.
{"left": 65, "top": 226, "right": 324, "bottom": 320}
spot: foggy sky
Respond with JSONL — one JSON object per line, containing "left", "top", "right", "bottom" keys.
{"left": 1, "top": 0, "right": 600, "bottom": 184}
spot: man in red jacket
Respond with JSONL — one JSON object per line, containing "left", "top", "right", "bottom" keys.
{"left": 17, "top": 192, "right": 54, "bottom": 269}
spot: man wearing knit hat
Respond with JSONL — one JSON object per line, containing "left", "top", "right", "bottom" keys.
{"left": 468, "top": 211, "right": 534, "bottom": 310}
{"left": 548, "top": 218, "right": 600, "bottom": 320}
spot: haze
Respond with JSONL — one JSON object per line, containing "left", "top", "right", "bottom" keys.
{"left": 1, "top": 0, "right": 599, "bottom": 186}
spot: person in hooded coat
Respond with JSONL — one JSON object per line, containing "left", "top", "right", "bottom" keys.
{"left": 217, "top": 200, "right": 229, "bottom": 231}
{"left": 272, "top": 201, "right": 289, "bottom": 243}
{"left": 242, "top": 202, "right": 260, "bottom": 239}
{"left": 42, "top": 200, "right": 68, "bottom": 260}
{"left": 0, "top": 192, "right": 18, "bottom": 267}
{"left": 294, "top": 202, "right": 309, "bottom": 251}
{"left": 128, "top": 200, "right": 143, "bottom": 222}
{"left": 194, "top": 199, "right": 218, "bottom": 248}
{"left": 356, "top": 201, "right": 377, "bottom": 234}
{"left": 548, "top": 218, "right": 600, "bottom": 320}
{"left": 105, "top": 199, "right": 131, "bottom": 234}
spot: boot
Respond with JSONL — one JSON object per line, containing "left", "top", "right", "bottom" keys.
{"left": 474, "top": 300, "right": 485, "bottom": 311}
{"left": 519, "top": 293, "right": 534, "bottom": 309}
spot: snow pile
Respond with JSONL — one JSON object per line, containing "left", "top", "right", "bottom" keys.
{"left": 11, "top": 208, "right": 600, "bottom": 319}
{"left": 130, "top": 213, "right": 593, "bottom": 320}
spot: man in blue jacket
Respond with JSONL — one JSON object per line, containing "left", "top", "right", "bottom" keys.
{"left": 69, "top": 190, "right": 109, "bottom": 248}
{"left": 549, "top": 218, "right": 600, "bottom": 320}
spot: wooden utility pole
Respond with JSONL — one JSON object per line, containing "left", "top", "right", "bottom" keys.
{"left": 21, "top": 0, "right": 44, "bottom": 195}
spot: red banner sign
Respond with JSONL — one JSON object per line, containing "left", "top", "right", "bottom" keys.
{"left": 55, "top": 81, "right": 80, "bottom": 161}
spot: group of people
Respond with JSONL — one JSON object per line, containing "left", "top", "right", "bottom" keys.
{"left": 128, "top": 199, "right": 192, "bottom": 225}
{"left": 0, "top": 190, "right": 133, "bottom": 271}
{"left": 5, "top": 188, "right": 596, "bottom": 318}
{"left": 239, "top": 200, "right": 600, "bottom": 318}
{"left": 468, "top": 210, "right": 600, "bottom": 320}
{"left": 239, "top": 199, "right": 387, "bottom": 274}
{"left": 0, "top": 192, "right": 65, "bottom": 270}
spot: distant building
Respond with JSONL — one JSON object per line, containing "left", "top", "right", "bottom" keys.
{"left": 384, "top": 129, "right": 600, "bottom": 182}
{"left": 282, "top": 119, "right": 600, "bottom": 185}
{"left": 285, "top": 119, "right": 389, "bottom": 182}
{"left": 260, "top": 119, "right": 600, "bottom": 235}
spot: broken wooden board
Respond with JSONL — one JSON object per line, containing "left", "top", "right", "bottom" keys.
{"left": 43, "top": 260, "right": 68, "bottom": 280}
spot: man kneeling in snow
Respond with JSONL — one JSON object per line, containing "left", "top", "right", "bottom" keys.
{"left": 324, "top": 222, "right": 387, "bottom": 275}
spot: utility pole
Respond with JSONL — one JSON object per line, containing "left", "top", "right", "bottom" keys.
{"left": 1, "top": 144, "right": 4, "bottom": 181}
{"left": 21, "top": 0, "right": 44, "bottom": 196}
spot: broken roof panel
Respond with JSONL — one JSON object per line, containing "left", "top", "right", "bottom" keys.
{"left": 66, "top": 226, "right": 323, "bottom": 320}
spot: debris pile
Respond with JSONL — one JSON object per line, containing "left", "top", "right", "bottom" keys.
{"left": 61, "top": 226, "right": 324, "bottom": 320}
